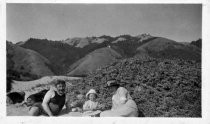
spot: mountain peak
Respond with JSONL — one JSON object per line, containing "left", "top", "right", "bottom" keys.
{"left": 135, "top": 33, "right": 153, "bottom": 42}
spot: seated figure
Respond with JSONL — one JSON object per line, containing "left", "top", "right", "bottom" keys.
{"left": 68, "top": 94, "right": 85, "bottom": 112}
{"left": 100, "top": 80, "right": 139, "bottom": 117}
{"left": 28, "top": 80, "right": 66, "bottom": 116}
{"left": 82, "top": 89, "right": 103, "bottom": 117}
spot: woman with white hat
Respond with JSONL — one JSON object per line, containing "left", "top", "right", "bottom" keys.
{"left": 100, "top": 80, "right": 139, "bottom": 117}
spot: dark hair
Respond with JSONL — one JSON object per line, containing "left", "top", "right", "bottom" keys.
{"left": 106, "top": 79, "right": 120, "bottom": 89}
{"left": 111, "top": 83, "right": 120, "bottom": 88}
{"left": 54, "top": 80, "right": 66, "bottom": 86}
{"left": 111, "top": 84, "right": 120, "bottom": 90}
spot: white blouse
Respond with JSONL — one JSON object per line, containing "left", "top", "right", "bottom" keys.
{"left": 83, "top": 100, "right": 98, "bottom": 110}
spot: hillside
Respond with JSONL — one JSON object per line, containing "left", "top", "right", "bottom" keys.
{"left": 67, "top": 57, "right": 201, "bottom": 117}
{"left": 68, "top": 36, "right": 201, "bottom": 77}
{"left": 15, "top": 35, "right": 201, "bottom": 77}
{"left": 7, "top": 34, "right": 202, "bottom": 117}
{"left": 7, "top": 42, "right": 54, "bottom": 92}
{"left": 111, "top": 35, "right": 157, "bottom": 57}
{"left": 19, "top": 38, "right": 83, "bottom": 74}
{"left": 63, "top": 34, "right": 155, "bottom": 57}
{"left": 16, "top": 34, "right": 156, "bottom": 75}
{"left": 191, "top": 38, "right": 202, "bottom": 49}
{"left": 63, "top": 37, "right": 108, "bottom": 48}
{"left": 7, "top": 42, "right": 54, "bottom": 78}
{"left": 67, "top": 47, "right": 122, "bottom": 76}
{"left": 136, "top": 37, "right": 201, "bottom": 61}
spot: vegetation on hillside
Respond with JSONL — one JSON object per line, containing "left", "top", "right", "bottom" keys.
{"left": 8, "top": 37, "right": 202, "bottom": 117}
{"left": 67, "top": 47, "right": 122, "bottom": 77}
{"left": 136, "top": 37, "right": 201, "bottom": 62}
{"left": 6, "top": 41, "right": 55, "bottom": 92}
{"left": 19, "top": 35, "right": 156, "bottom": 75}
{"left": 20, "top": 38, "right": 83, "bottom": 74}
{"left": 66, "top": 57, "right": 201, "bottom": 117}
{"left": 111, "top": 37, "right": 157, "bottom": 57}
{"left": 191, "top": 38, "right": 202, "bottom": 49}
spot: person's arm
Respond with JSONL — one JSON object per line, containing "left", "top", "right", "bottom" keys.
{"left": 65, "top": 99, "right": 70, "bottom": 112}
{"left": 95, "top": 102, "right": 104, "bottom": 110}
{"left": 111, "top": 95, "right": 118, "bottom": 110}
{"left": 111, "top": 102, "right": 114, "bottom": 110}
{"left": 83, "top": 101, "right": 89, "bottom": 111}
{"left": 117, "top": 87, "right": 128, "bottom": 104}
{"left": 42, "top": 90, "right": 54, "bottom": 116}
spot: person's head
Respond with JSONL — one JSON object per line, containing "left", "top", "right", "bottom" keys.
{"left": 89, "top": 93, "right": 97, "bottom": 101}
{"left": 54, "top": 80, "right": 66, "bottom": 95}
{"left": 86, "top": 89, "right": 97, "bottom": 101}
{"left": 106, "top": 80, "right": 120, "bottom": 94}
{"left": 26, "top": 96, "right": 36, "bottom": 106}
{"left": 77, "top": 94, "right": 84, "bottom": 100}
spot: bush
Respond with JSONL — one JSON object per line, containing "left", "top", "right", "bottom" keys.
{"left": 66, "top": 57, "right": 201, "bottom": 117}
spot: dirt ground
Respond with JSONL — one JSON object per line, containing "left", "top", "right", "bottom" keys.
{"left": 7, "top": 104, "right": 30, "bottom": 116}
{"left": 7, "top": 104, "right": 86, "bottom": 117}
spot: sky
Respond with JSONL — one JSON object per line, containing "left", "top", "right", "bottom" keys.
{"left": 6, "top": 4, "right": 202, "bottom": 43}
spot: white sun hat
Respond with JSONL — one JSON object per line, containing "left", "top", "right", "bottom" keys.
{"left": 86, "top": 89, "right": 97, "bottom": 98}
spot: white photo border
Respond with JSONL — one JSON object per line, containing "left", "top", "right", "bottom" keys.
{"left": 1, "top": 0, "right": 210, "bottom": 124}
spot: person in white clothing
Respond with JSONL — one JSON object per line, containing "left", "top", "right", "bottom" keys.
{"left": 82, "top": 89, "right": 102, "bottom": 117}
{"left": 83, "top": 89, "right": 99, "bottom": 111}
{"left": 100, "top": 80, "right": 139, "bottom": 117}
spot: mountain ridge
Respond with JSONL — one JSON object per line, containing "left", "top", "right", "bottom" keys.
{"left": 6, "top": 41, "right": 54, "bottom": 92}
{"left": 67, "top": 47, "right": 122, "bottom": 76}
{"left": 10, "top": 34, "right": 201, "bottom": 78}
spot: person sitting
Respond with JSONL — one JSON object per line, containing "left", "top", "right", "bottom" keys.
{"left": 67, "top": 93, "right": 85, "bottom": 112}
{"left": 26, "top": 89, "right": 48, "bottom": 107}
{"left": 100, "top": 80, "right": 139, "bottom": 117}
{"left": 82, "top": 89, "right": 102, "bottom": 117}
{"left": 28, "top": 80, "right": 66, "bottom": 116}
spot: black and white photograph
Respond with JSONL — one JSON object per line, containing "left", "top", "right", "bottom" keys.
{"left": 1, "top": 0, "right": 210, "bottom": 123}
{"left": 5, "top": 3, "right": 202, "bottom": 117}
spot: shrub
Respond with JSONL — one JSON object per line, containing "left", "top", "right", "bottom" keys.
{"left": 66, "top": 57, "right": 201, "bottom": 117}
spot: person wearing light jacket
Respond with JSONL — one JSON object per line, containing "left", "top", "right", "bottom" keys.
{"left": 100, "top": 80, "right": 138, "bottom": 117}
